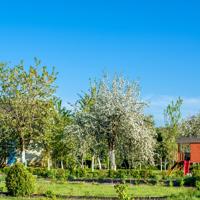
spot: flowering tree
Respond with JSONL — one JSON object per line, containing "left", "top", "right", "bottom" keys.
{"left": 83, "top": 75, "right": 156, "bottom": 170}
{"left": 181, "top": 113, "right": 200, "bottom": 136}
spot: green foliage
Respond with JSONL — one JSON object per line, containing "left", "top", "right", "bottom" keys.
{"left": 28, "top": 167, "right": 49, "bottom": 178}
{"left": 176, "top": 178, "right": 184, "bottom": 187}
{"left": 164, "top": 97, "right": 183, "bottom": 162}
{"left": 5, "top": 163, "right": 35, "bottom": 197}
{"left": 45, "top": 190, "right": 56, "bottom": 199}
{"left": 169, "top": 179, "right": 174, "bottom": 187}
{"left": 153, "top": 175, "right": 163, "bottom": 185}
{"left": 196, "top": 180, "right": 200, "bottom": 190}
{"left": 114, "top": 184, "right": 131, "bottom": 200}
{"left": 183, "top": 176, "right": 196, "bottom": 187}
{"left": 1, "top": 166, "right": 11, "bottom": 175}
{"left": 55, "top": 169, "right": 67, "bottom": 181}
{"left": 173, "top": 170, "right": 184, "bottom": 178}
{"left": 0, "top": 60, "right": 57, "bottom": 164}
{"left": 115, "top": 170, "right": 128, "bottom": 179}
{"left": 169, "top": 190, "right": 200, "bottom": 200}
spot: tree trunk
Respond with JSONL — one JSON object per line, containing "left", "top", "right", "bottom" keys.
{"left": 91, "top": 155, "right": 95, "bottom": 172}
{"left": 160, "top": 158, "right": 163, "bottom": 171}
{"left": 47, "top": 157, "right": 51, "bottom": 170}
{"left": 81, "top": 157, "right": 84, "bottom": 169}
{"left": 61, "top": 160, "right": 64, "bottom": 169}
{"left": 97, "top": 156, "right": 102, "bottom": 170}
{"left": 109, "top": 149, "right": 116, "bottom": 171}
{"left": 164, "top": 159, "right": 167, "bottom": 170}
{"left": 20, "top": 138, "right": 26, "bottom": 165}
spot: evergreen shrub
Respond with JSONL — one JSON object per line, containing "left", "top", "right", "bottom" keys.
{"left": 6, "top": 163, "right": 35, "bottom": 197}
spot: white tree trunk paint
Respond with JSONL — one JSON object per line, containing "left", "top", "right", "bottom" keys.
{"left": 61, "top": 160, "right": 64, "bottom": 169}
{"left": 91, "top": 155, "right": 95, "bottom": 172}
{"left": 97, "top": 157, "right": 102, "bottom": 170}
{"left": 21, "top": 149, "right": 26, "bottom": 165}
{"left": 47, "top": 158, "right": 51, "bottom": 170}
{"left": 109, "top": 149, "right": 116, "bottom": 171}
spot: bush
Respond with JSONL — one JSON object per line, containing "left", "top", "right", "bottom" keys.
{"left": 108, "top": 170, "right": 116, "bottom": 178}
{"left": 184, "top": 176, "right": 196, "bottom": 187}
{"left": 173, "top": 170, "right": 184, "bottom": 178}
{"left": 67, "top": 174, "right": 76, "bottom": 181}
{"left": 46, "top": 169, "right": 56, "bottom": 179}
{"left": 28, "top": 167, "right": 48, "bottom": 178}
{"left": 6, "top": 163, "right": 35, "bottom": 197}
{"left": 55, "top": 169, "right": 67, "bottom": 181}
{"left": 153, "top": 174, "right": 162, "bottom": 185}
{"left": 196, "top": 180, "right": 200, "bottom": 190}
{"left": 169, "top": 179, "right": 174, "bottom": 187}
{"left": 115, "top": 170, "right": 128, "bottom": 179}
{"left": 176, "top": 178, "right": 184, "bottom": 187}
{"left": 114, "top": 184, "right": 131, "bottom": 200}
{"left": 1, "top": 167, "right": 11, "bottom": 175}
{"left": 45, "top": 190, "right": 56, "bottom": 199}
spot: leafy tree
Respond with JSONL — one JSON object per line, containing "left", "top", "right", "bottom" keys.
{"left": 51, "top": 98, "right": 76, "bottom": 169}
{"left": 155, "top": 127, "right": 169, "bottom": 170}
{"left": 0, "top": 59, "right": 57, "bottom": 164}
{"left": 163, "top": 97, "right": 183, "bottom": 163}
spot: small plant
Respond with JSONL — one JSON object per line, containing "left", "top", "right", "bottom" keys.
{"left": 180, "top": 178, "right": 184, "bottom": 187}
{"left": 169, "top": 179, "right": 173, "bottom": 187}
{"left": 114, "top": 184, "right": 131, "bottom": 200}
{"left": 6, "top": 163, "right": 35, "bottom": 197}
{"left": 45, "top": 190, "right": 56, "bottom": 199}
{"left": 56, "top": 169, "right": 66, "bottom": 181}
{"left": 154, "top": 175, "right": 162, "bottom": 185}
{"left": 196, "top": 180, "right": 200, "bottom": 190}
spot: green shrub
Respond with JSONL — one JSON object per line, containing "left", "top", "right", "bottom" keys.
{"left": 6, "top": 163, "right": 35, "bottom": 197}
{"left": 115, "top": 170, "right": 128, "bottom": 179}
{"left": 154, "top": 175, "right": 162, "bottom": 185}
{"left": 130, "top": 170, "right": 140, "bottom": 179}
{"left": 140, "top": 170, "right": 149, "bottom": 179}
{"left": 29, "top": 167, "right": 48, "bottom": 178}
{"left": 47, "top": 169, "right": 56, "bottom": 179}
{"left": 169, "top": 179, "right": 174, "bottom": 187}
{"left": 173, "top": 170, "right": 184, "bottom": 177}
{"left": 108, "top": 170, "right": 116, "bottom": 178}
{"left": 183, "top": 176, "right": 196, "bottom": 187}
{"left": 45, "top": 190, "right": 56, "bottom": 199}
{"left": 1, "top": 167, "right": 11, "bottom": 175}
{"left": 70, "top": 168, "right": 87, "bottom": 178}
{"left": 67, "top": 174, "right": 76, "bottom": 181}
{"left": 196, "top": 180, "right": 200, "bottom": 190}
{"left": 176, "top": 178, "right": 184, "bottom": 187}
{"left": 55, "top": 169, "right": 66, "bottom": 181}
{"left": 114, "top": 184, "right": 131, "bottom": 200}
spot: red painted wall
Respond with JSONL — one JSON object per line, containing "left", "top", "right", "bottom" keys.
{"left": 191, "top": 144, "right": 200, "bottom": 163}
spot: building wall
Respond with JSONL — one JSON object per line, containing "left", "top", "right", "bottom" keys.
{"left": 190, "top": 143, "right": 200, "bottom": 163}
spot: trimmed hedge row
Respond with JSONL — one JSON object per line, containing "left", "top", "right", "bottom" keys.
{"left": 1, "top": 166, "right": 200, "bottom": 188}
{"left": 29, "top": 168, "right": 165, "bottom": 180}
{"left": 1, "top": 167, "right": 185, "bottom": 180}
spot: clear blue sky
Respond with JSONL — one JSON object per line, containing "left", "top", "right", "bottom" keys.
{"left": 1, "top": 0, "right": 200, "bottom": 125}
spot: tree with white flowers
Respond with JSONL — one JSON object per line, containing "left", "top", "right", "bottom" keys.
{"left": 76, "top": 75, "right": 156, "bottom": 170}
{"left": 181, "top": 113, "right": 200, "bottom": 136}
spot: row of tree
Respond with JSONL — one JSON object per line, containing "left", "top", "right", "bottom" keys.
{"left": 0, "top": 60, "right": 199, "bottom": 170}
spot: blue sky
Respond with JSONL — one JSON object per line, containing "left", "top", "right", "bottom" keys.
{"left": 0, "top": 0, "right": 200, "bottom": 125}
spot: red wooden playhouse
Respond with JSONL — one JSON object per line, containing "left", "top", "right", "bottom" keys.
{"left": 176, "top": 136, "right": 200, "bottom": 175}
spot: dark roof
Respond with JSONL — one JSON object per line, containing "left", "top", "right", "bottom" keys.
{"left": 177, "top": 136, "right": 200, "bottom": 144}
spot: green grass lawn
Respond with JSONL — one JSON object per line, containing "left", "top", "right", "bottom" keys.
{"left": 35, "top": 180, "right": 194, "bottom": 197}
{"left": 0, "top": 179, "right": 196, "bottom": 199}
